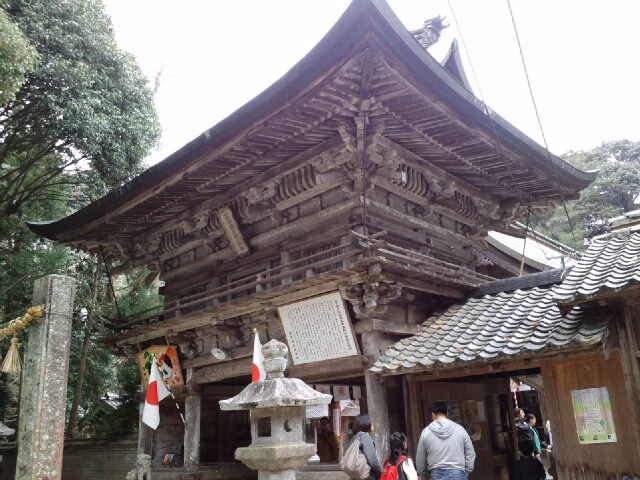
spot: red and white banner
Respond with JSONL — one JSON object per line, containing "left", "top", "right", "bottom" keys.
{"left": 251, "top": 331, "right": 266, "bottom": 382}
{"left": 142, "top": 356, "right": 171, "bottom": 429}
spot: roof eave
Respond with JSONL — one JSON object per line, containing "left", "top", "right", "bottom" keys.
{"left": 27, "top": 0, "right": 596, "bottom": 241}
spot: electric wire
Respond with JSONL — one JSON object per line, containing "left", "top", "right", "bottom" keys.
{"left": 99, "top": 245, "right": 123, "bottom": 322}
{"left": 505, "top": 0, "right": 577, "bottom": 244}
{"left": 519, "top": 207, "right": 531, "bottom": 276}
{"left": 447, "top": 0, "right": 557, "bottom": 265}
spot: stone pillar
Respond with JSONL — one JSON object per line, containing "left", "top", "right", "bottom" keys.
{"left": 16, "top": 275, "right": 76, "bottom": 480}
{"left": 183, "top": 368, "right": 201, "bottom": 472}
{"left": 362, "top": 330, "right": 390, "bottom": 462}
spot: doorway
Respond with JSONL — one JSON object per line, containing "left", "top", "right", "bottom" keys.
{"left": 408, "top": 368, "right": 552, "bottom": 480}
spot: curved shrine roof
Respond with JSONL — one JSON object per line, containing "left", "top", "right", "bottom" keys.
{"left": 28, "top": 0, "right": 596, "bottom": 245}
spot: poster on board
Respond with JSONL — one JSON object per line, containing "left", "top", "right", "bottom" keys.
{"left": 278, "top": 291, "right": 358, "bottom": 365}
{"left": 571, "top": 387, "right": 617, "bottom": 444}
{"left": 137, "top": 345, "right": 184, "bottom": 387}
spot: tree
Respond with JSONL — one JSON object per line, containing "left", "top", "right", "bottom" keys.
{"left": 531, "top": 140, "right": 640, "bottom": 248}
{"left": 0, "top": 0, "right": 160, "bottom": 220}
{"left": 0, "top": 8, "right": 37, "bottom": 105}
{"left": 0, "top": 0, "right": 163, "bottom": 439}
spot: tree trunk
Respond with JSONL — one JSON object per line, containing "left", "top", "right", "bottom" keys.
{"left": 67, "top": 261, "right": 101, "bottom": 438}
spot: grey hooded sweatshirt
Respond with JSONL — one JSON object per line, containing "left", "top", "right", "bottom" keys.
{"left": 415, "top": 418, "right": 476, "bottom": 476}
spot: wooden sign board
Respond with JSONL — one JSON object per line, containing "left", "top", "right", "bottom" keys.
{"left": 138, "top": 345, "right": 184, "bottom": 387}
{"left": 278, "top": 291, "right": 358, "bottom": 365}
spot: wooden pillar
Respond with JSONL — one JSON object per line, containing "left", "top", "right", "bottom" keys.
{"left": 362, "top": 331, "right": 390, "bottom": 462}
{"left": 16, "top": 275, "right": 76, "bottom": 480}
{"left": 281, "top": 250, "right": 292, "bottom": 285}
{"left": 137, "top": 386, "right": 153, "bottom": 455}
{"left": 617, "top": 304, "right": 640, "bottom": 459}
{"left": 184, "top": 368, "right": 201, "bottom": 472}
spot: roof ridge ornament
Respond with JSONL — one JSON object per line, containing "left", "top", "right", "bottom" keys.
{"left": 411, "top": 15, "right": 449, "bottom": 50}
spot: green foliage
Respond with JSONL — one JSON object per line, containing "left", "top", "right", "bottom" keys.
{"left": 0, "top": 0, "right": 162, "bottom": 439}
{"left": 0, "top": 374, "right": 12, "bottom": 421}
{"left": 65, "top": 266, "right": 162, "bottom": 438}
{"left": 0, "top": 8, "right": 37, "bottom": 105}
{"left": 531, "top": 140, "right": 640, "bottom": 249}
{"left": 92, "top": 360, "right": 141, "bottom": 437}
{"left": 0, "top": 0, "right": 160, "bottom": 219}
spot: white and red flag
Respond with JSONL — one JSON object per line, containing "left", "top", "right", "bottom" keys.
{"left": 251, "top": 331, "right": 266, "bottom": 382}
{"left": 142, "top": 356, "right": 171, "bottom": 429}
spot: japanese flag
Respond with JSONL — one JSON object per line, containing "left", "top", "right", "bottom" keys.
{"left": 142, "top": 356, "right": 171, "bottom": 429}
{"left": 251, "top": 331, "right": 266, "bottom": 382}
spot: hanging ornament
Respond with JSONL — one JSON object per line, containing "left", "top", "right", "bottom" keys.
{"left": 1, "top": 337, "right": 22, "bottom": 373}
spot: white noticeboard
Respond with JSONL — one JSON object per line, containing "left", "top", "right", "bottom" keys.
{"left": 278, "top": 291, "right": 358, "bottom": 365}
{"left": 572, "top": 387, "right": 617, "bottom": 444}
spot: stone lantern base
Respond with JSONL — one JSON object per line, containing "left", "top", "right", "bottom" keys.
{"left": 236, "top": 443, "right": 317, "bottom": 480}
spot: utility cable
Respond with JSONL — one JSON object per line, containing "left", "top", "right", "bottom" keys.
{"left": 99, "top": 246, "right": 123, "bottom": 322}
{"left": 448, "top": 0, "right": 565, "bottom": 265}
{"left": 447, "top": 0, "right": 530, "bottom": 214}
{"left": 519, "top": 207, "right": 531, "bottom": 276}
{"left": 505, "top": 0, "right": 577, "bottom": 244}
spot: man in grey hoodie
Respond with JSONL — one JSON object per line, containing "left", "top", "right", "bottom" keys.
{"left": 416, "top": 401, "right": 476, "bottom": 480}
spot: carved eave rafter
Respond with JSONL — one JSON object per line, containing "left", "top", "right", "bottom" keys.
{"left": 33, "top": 13, "right": 593, "bottom": 263}
{"left": 100, "top": 206, "right": 248, "bottom": 276}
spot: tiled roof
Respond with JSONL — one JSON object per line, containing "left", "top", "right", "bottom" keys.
{"left": 553, "top": 229, "right": 640, "bottom": 305}
{"left": 370, "top": 286, "right": 610, "bottom": 375}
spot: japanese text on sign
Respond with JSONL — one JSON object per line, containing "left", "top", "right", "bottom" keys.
{"left": 572, "top": 387, "right": 617, "bottom": 444}
{"left": 278, "top": 291, "right": 358, "bottom": 365}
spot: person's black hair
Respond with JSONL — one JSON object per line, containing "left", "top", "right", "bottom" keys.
{"left": 353, "top": 414, "right": 372, "bottom": 433}
{"left": 515, "top": 416, "right": 525, "bottom": 425}
{"left": 514, "top": 408, "right": 524, "bottom": 416}
{"left": 389, "top": 432, "right": 408, "bottom": 465}
{"left": 320, "top": 416, "right": 329, "bottom": 423}
{"left": 431, "top": 401, "right": 447, "bottom": 416}
{"left": 525, "top": 413, "right": 536, "bottom": 424}
{"left": 519, "top": 441, "right": 534, "bottom": 457}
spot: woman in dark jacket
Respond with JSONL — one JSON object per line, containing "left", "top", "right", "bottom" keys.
{"left": 353, "top": 414, "right": 383, "bottom": 480}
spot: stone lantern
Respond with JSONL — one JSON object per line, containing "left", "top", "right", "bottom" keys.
{"left": 220, "top": 339, "right": 331, "bottom": 480}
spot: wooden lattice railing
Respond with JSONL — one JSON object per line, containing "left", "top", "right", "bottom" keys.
{"left": 109, "top": 231, "right": 493, "bottom": 332}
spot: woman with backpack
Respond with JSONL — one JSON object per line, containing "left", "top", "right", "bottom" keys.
{"left": 381, "top": 432, "right": 418, "bottom": 480}
{"left": 340, "top": 413, "right": 383, "bottom": 479}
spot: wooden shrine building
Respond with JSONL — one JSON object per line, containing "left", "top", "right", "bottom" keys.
{"left": 29, "top": 0, "right": 599, "bottom": 478}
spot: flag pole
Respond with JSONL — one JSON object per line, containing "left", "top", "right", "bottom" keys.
{"left": 153, "top": 354, "right": 186, "bottom": 427}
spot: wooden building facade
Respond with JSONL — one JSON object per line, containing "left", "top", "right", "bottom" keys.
{"left": 29, "top": 1, "right": 601, "bottom": 478}
{"left": 373, "top": 214, "right": 640, "bottom": 480}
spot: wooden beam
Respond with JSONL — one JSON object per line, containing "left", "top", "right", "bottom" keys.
{"left": 249, "top": 198, "right": 360, "bottom": 249}
{"left": 217, "top": 206, "right": 249, "bottom": 256}
{"left": 136, "top": 135, "right": 344, "bottom": 243}
{"left": 397, "top": 346, "right": 605, "bottom": 381}
{"left": 160, "top": 247, "right": 233, "bottom": 281}
{"left": 182, "top": 346, "right": 252, "bottom": 369}
{"left": 114, "top": 272, "right": 368, "bottom": 346}
{"left": 383, "top": 273, "right": 466, "bottom": 299}
{"left": 274, "top": 171, "right": 344, "bottom": 211}
{"left": 366, "top": 199, "right": 466, "bottom": 243}
{"left": 287, "top": 356, "right": 371, "bottom": 382}
{"left": 376, "top": 136, "right": 497, "bottom": 204}
{"left": 353, "top": 319, "right": 420, "bottom": 336}
{"left": 194, "top": 357, "right": 253, "bottom": 384}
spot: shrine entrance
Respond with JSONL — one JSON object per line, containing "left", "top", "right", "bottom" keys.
{"left": 406, "top": 368, "right": 552, "bottom": 480}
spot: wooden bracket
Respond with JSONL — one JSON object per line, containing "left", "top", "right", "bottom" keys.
{"left": 217, "top": 206, "right": 249, "bottom": 256}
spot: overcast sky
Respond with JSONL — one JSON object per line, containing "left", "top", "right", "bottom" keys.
{"left": 104, "top": 1, "right": 640, "bottom": 167}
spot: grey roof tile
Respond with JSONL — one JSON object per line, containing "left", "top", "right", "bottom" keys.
{"left": 554, "top": 230, "right": 640, "bottom": 304}
{"left": 371, "top": 285, "right": 611, "bottom": 375}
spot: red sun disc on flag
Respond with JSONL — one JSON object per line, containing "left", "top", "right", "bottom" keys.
{"left": 146, "top": 381, "right": 159, "bottom": 406}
